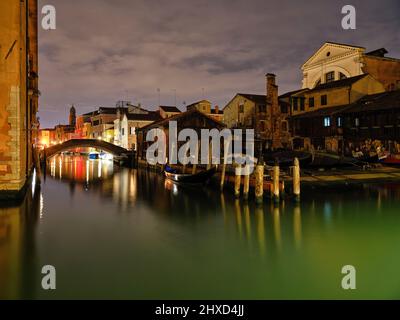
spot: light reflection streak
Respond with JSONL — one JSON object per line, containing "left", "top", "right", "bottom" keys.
{"left": 40, "top": 192, "right": 44, "bottom": 219}
{"left": 255, "top": 206, "right": 265, "bottom": 257}
{"left": 272, "top": 205, "right": 281, "bottom": 251}
{"left": 98, "top": 160, "right": 102, "bottom": 178}
{"left": 293, "top": 205, "right": 302, "bottom": 249}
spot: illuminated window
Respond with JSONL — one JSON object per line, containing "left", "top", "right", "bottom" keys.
{"left": 324, "top": 117, "right": 331, "bottom": 127}
{"left": 337, "top": 117, "right": 342, "bottom": 127}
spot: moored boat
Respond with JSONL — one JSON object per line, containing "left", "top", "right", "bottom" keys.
{"left": 263, "top": 151, "right": 312, "bottom": 167}
{"left": 381, "top": 154, "right": 400, "bottom": 166}
{"left": 99, "top": 152, "right": 113, "bottom": 160}
{"left": 351, "top": 149, "right": 388, "bottom": 163}
{"left": 164, "top": 166, "right": 217, "bottom": 184}
{"left": 88, "top": 152, "right": 100, "bottom": 160}
{"left": 308, "top": 151, "right": 364, "bottom": 168}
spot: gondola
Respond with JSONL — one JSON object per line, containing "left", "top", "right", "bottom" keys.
{"left": 308, "top": 151, "right": 364, "bottom": 168}
{"left": 352, "top": 151, "right": 383, "bottom": 163}
{"left": 164, "top": 166, "right": 217, "bottom": 184}
{"left": 263, "top": 151, "right": 312, "bottom": 167}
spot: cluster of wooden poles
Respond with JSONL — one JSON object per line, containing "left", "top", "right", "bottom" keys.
{"left": 220, "top": 157, "right": 301, "bottom": 203}
{"left": 137, "top": 148, "right": 302, "bottom": 204}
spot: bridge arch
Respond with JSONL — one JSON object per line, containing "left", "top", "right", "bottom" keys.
{"left": 42, "top": 139, "right": 130, "bottom": 159}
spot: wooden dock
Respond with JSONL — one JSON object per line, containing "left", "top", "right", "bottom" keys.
{"left": 297, "top": 166, "right": 400, "bottom": 185}
{"left": 136, "top": 158, "right": 400, "bottom": 203}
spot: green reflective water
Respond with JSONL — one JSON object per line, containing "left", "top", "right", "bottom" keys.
{"left": 1, "top": 155, "right": 400, "bottom": 299}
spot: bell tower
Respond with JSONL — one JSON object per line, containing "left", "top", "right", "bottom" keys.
{"left": 69, "top": 105, "right": 76, "bottom": 127}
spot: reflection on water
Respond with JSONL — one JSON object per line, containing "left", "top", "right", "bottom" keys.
{"left": 1, "top": 155, "right": 400, "bottom": 299}
{"left": 0, "top": 185, "right": 40, "bottom": 299}
{"left": 49, "top": 155, "right": 114, "bottom": 184}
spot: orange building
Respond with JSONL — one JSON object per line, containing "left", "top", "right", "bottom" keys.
{"left": 0, "top": 0, "right": 39, "bottom": 199}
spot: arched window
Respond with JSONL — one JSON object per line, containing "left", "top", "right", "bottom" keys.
{"left": 325, "top": 71, "right": 335, "bottom": 83}
{"left": 339, "top": 72, "right": 347, "bottom": 80}
{"left": 314, "top": 79, "right": 321, "bottom": 87}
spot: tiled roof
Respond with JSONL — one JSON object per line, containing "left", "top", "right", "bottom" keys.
{"left": 290, "top": 90, "right": 400, "bottom": 119}
{"left": 237, "top": 93, "right": 266, "bottom": 104}
{"left": 325, "top": 41, "right": 365, "bottom": 49}
{"left": 279, "top": 89, "right": 307, "bottom": 99}
{"left": 126, "top": 112, "right": 162, "bottom": 121}
{"left": 185, "top": 100, "right": 211, "bottom": 109}
{"left": 305, "top": 74, "right": 368, "bottom": 93}
{"left": 366, "top": 48, "right": 388, "bottom": 57}
{"left": 159, "top": 106, "right": 181, "bottom": 113}
{"left": 343, "top": 90, "right": 400, "bottom": 113}
{"left": 98, "top": 107, "right": 120, "bottom": 114}
{"left": 290, "top": 104, "right": 350, "bottom": 119}
{"left": 137, "top": 108, "right": 225, "bottom": 131}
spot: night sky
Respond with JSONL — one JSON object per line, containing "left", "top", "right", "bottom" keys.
{"left": 38, "top": 0, "right": 400, "bottom": 127}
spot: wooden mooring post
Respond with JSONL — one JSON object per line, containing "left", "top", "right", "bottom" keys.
{"left": 220, "top": 139, "right": 230, "bottom": 191}
{"left": 234, "top": 165, "right": 241, "bottom": 198}
{"left": 220, "top": 162, "right": 226, "bottom": 191}
{"left": 255, "top": 162, "right": 264, "bottom": 204}
{"left": 243, "top": 165, "right": 250, "bottom": 200}
{"left": 293, "top": 157, "right": 301, "bottom": 201}
{"left": 192, "top": 143, "right": 199, "bottom": 175}
{"left": 272, "top": 160, "right": 280, "bottom": 203}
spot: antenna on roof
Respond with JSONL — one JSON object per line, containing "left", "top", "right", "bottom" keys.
{"left": 157, "top": 88, "right": 160, "bottom": 106}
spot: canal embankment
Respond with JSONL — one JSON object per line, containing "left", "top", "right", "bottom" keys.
{"left": 137, "top": 158, "right": 400, "bottom": 202}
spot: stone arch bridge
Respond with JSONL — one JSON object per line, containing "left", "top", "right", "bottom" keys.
{"left": 41, "top": 139, "right": 131, "bottom": 159}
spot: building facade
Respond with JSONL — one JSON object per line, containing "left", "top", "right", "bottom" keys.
{"left": 223, "top": 74, "right": 291, "bottom": 151}
{"left": 38, "top": 128, "right": 56, "bottom": 148}
{"left": 137, "top": 109, "right": 226, "bottom": 162}
{"left": 114, "top": 111, "right": 161, "bottom": 150}
{"left": 159, "top": 106, "right": 181, "bottom": 119}
{"left": 89, "top": 107, "right": 120, "bottom": 141}
{"left": 302, "top": 42, "right": 400, "bottom": 91}
{"left": 186, "top": 100, "right": 223, "bottom": 123}
{"left": 75, "top": 111, "right": 92, "bottom": 139}
{"left": 289, "top": 42, "right": 400, "bottom": 153}
{"left": 0, "top": 0, "right": 39, "bottom": 198}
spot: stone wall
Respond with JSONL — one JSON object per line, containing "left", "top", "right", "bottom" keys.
{"left": 363, "top": 56, "right": 400, "bottom": 91}
{"left": 0, "top": 0, "right": 37, "bottom": 197}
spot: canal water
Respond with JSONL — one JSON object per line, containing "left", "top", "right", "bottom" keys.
{"left": 1, "top": 154, "right": 400, "bottom": 299}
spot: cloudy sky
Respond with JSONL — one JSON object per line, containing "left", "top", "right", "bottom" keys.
{"left": 38, "top": 0, "right": 400, "bottom": 127}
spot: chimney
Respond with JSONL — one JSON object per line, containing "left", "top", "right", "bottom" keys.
{"left": 265, "top": 73, "right": 282, "bottom": 150}
{"left": 215, "top": 105, "right": 219, "bottom": 113}
{"left": 266, "top": 73, "right": 276, "bottom": 87}
{"left": 266, "top": 73, "right": 277, "bottom": 114}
